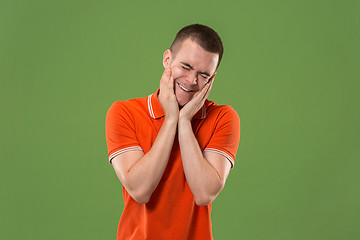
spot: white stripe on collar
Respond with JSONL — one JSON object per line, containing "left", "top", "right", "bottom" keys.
{"left": 201, "top": 105, "right": 207, "bottom": 119}
{"left": 147, "top": 94, "right": 155, "bottom": 119}
{"left": 148, "top": 93, "right": 207, "bottom": 119}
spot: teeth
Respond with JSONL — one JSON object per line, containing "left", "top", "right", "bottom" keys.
{"left": 178, "top": 83, "right": 191, "bottom": 92}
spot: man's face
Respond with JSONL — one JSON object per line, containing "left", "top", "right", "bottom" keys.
{"left": 166, "top": 38, "right": 219, "bottom": 107}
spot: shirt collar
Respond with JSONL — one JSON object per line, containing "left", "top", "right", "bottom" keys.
{"left": 147, "top": 88, "right": 212, "bottom": 120}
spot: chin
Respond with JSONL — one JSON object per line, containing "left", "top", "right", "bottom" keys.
{"left": 175, "top": 86, "right": 193, "bottom": 107}
{"left": 178, "top": 102, "right": 185, "bottom": 109}
{"left": 176, "top": 97, "right": 189, "bottom": 108}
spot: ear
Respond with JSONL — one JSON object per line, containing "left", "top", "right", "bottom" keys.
{"left": 163, "top": 49, "right": 172, "bottom": 68}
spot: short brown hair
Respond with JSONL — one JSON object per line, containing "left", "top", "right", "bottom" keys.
{"left": 170, "top": 24, "right": 224, "bottom": 69}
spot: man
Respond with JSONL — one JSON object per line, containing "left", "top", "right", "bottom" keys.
{"left": 105, "top": 24, "right": 240, "bottom": 240}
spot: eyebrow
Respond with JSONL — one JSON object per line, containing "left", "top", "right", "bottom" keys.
{"left": 180, "top": 62, "right": 211, "bottom": 77}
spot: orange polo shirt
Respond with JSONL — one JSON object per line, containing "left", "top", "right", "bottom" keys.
{"left": 105, "top": 88, "right": 240, "bottom": 240}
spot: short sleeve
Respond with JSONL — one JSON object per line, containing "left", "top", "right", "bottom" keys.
{"left": 105, "top": 101, "right": 143, "bottom": 164}
{"left": 204, "top": 106, "right": 240, "bottom": 169}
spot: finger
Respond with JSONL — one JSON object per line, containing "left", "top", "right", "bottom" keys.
{"left": 165, "top": 68, "right": 173, "bottom": 88}
{"left": 160, "top": 68, "right": 172, "bottom": 92}
{"left": 203, "top": 81, "right": 213, "bottom": 100}
{"left": 198, "top": 80, "right": 213, "bottom": 102}
{"left": 161, "top": 68, "right": 171, "bottom": 82}
{"left": 199, "top": 80, "right": 212, "bottom": 97}
{"left": 200, "top": 85, "right": 211, "bottom": 101}
{"left": 169, "top": 75, "right": 174, "bottom": 90}
{"left": 168, "top": 67, "right": 172, "bottom": 78}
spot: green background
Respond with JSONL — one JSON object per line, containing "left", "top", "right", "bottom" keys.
{"left": 1, "top": 0, "right": 359, "bottom": 239}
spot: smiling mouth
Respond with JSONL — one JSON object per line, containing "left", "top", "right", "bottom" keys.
{"left": 177, "top": 82, "right": 195, "bottom": 92}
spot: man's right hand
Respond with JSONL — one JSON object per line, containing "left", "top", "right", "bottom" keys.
{"left": 111, "top": 68, "right": 179, "bottom": 204}
{"left": 158, "top": 67, "right": 179, "bottom": 121}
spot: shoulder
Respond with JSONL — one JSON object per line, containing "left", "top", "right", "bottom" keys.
{"left": 106, "top": 95, "right": 150, "bottom": 125}
{"left": 205, "top": 100, "right": 240, "bottom": 122}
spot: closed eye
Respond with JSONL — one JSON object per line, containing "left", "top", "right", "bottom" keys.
{"left": 181, "top": 66, "right": 191, "bottom": 70}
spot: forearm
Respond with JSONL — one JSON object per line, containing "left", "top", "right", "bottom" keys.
{"left": 178, "top": 119, "right": 223, "bottom": 206}
{"left": 125, "top": 118, "right": 177, "bottom": 203}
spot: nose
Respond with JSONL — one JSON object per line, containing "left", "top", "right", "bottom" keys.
{"left": 185, "top": 71, "right": 198, "bottom": 85}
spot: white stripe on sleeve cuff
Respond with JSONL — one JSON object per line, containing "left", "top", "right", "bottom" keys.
{"left": 108, "top": 146, "right": 143, "bottom": 164}
{"left": 203, "top": 148, "right": 235, "bottom": 169}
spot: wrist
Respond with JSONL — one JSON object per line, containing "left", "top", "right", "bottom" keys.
{"left": 178, "top": 117, "right": 191, "bottom": 125}
{"left": 164, "top": 116, "right": 178, "bottom": 125}
{"left": 178, "top": 112, "right": 192, "bottom": 122}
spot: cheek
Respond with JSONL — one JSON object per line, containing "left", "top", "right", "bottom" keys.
{"left": 197, "top": 77, "right": 207, "bottom": 89}
{"left": 199, "top": 82, "right": 206, "bottom": 89}
{"left": 171, "top": 67, "right": 187, "bottom": 80}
